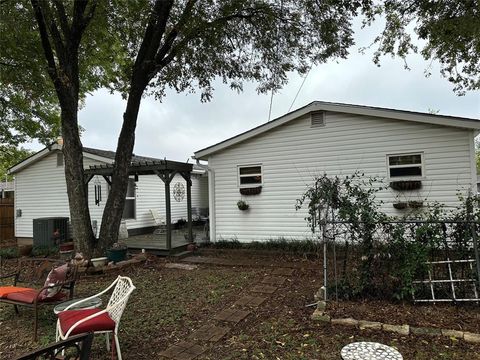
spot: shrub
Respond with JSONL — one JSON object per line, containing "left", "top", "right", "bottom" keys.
{"left": 0, "top": 247, "right": 19, "bottom": 259}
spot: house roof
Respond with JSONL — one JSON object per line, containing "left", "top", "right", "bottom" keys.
{"left": 9, "top": 144, "right": 204, "bottom": 174}
{"left": 194, "top": 101, "right": 480, "bottom": 160}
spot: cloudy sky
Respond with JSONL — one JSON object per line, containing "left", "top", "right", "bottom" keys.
{"left": 27, "top": 19, "right": 480, "bottom": 161}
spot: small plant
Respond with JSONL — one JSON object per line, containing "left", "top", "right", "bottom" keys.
{"left": 110, "top": 241, "right": 127, "bottom": 250}
{"left": 237, "top": 200, "right": 249, "bottom": 211}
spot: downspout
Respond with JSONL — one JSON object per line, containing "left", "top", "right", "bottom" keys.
{"left": 193, "top": 157, "right": 215, "bottom": 243}
{"left": 207, "top": 166, "right": 216, "bottom": 243}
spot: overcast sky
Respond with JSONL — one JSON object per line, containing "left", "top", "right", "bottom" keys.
{"left": 26, "top": 19, "right": 480, "bottom": 161}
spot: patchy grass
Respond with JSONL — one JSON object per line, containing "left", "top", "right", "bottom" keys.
{"left": 0, "top": 259, "right": 259, "bottom": 359}
{"left": 1, "top": 252, "right": 479, "bottom": 359}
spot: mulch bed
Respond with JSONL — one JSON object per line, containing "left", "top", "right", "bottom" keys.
{"left": 328, "top": 300, "right": 480, "bottom": 333}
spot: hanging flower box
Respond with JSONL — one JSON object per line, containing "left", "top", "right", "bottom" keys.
{"left": 393, "top": 202, "right": 408, "bottom": 210}
{"left": 390, "top": 180, "right": 422, "bottom": 191}
{"left": 239, "top": 186, "right": 262, "bottom": 196}
{"left": 408, "top": 200, "right": 424, "bottom": 209}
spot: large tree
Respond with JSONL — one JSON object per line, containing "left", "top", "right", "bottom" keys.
{"left": 368, "top": 0, "right": 480, "bottom": 94}
{"left": 0, "top": 146, "right": 34, "bottom": 182}
{"left": 2, "top": 1, "right": 478, "bottom": 255}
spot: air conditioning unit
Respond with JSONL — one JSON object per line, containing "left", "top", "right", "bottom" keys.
{"left": 32, "top": 217, "right": 69, "bottom": 247}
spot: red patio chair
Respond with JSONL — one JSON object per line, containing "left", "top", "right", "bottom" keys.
{"left": 0, "top": 258, "right": 77, "bottom": 341}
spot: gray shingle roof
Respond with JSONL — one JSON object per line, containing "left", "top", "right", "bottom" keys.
{"left": 83, "top": 147, "right": 162, "bottom": 163}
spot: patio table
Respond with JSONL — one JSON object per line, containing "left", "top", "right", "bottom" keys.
{"left": 53, "top": 297, "right": 102, "bottom": 315}
{"left": 341, "top": 342, "right": 403, "bottom": 360}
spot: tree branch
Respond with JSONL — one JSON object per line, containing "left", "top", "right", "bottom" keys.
{"left": 153, "top": 0, "right": 197, "bottom": 70}
{"left": 52, "top": 0, "right": 71, "bottom": 40}
{"left": 30, "top": 0, "right": 59, "bottom": 84}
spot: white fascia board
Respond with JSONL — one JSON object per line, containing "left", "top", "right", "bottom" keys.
{"left": 194, "top": 101, "right": 480, "bottom": 159}
{"left": 8, "top": 144, "right": 62, "bottom": 174}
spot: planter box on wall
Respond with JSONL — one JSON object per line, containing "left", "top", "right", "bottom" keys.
{"left": 390, "top": 181, "right": 422, "bottom": 191}
{"left": 239, "top": 186, "right": 262, "bottom": 196}
{"left": 393, "top": 202, "right": 408, "bottom": 210}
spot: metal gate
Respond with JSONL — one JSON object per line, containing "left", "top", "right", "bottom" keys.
{"left": 0, "top": 198, "right": 15, "bottom": 248}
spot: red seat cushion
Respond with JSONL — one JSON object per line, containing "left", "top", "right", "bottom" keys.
{"left": 5, "top": 289, "right": 67, "bottom": 304}
{"left": 58, "top": 309, "right": 115, "bottom": 336}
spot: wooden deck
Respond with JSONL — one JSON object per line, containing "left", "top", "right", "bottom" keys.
{"left": 124, "top": 225, "right": 207, "bottom": 254}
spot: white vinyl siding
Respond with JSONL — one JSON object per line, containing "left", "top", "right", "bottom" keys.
{"left": 14, "top": 151, "right": 208, "bottom": 238}
{"left": 208, "top": 111, "right": 475, "bottom": 243}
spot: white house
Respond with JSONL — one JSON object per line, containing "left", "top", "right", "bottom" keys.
{"left": 9, "top": 144, "right": 208, "bottom": 244}
{"left": 194, "top": 101, "right": 480, "bottom": 243}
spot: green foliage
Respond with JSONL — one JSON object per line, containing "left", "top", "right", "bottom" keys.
{"left": 371, "top": 1, "right": 480, "bottom": 94}
{"left": 0, "top": 146, "right": 33, "bottom": 181}
{"left": 0, "top": 247, "right": 19, "bottom": 259}
{"left": 208, "top": 238, "right": 320, "bottom": 254}
{"left": 297, "top": 172, "right": 480, "bottom": 300}
{"left": 31, "top": 246, "right": 59, "bottom": 258}
{"left": 296, "top": 172, "right": 388, "bottom": 294}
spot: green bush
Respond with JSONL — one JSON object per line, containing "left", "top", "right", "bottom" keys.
{"left": 32, "top": 245, "right": 59, "bottom": 257}
{"left": 0, "top": 247, "right": 19, "bottom": 259}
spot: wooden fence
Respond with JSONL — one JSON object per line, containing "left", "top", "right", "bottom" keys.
{"left": 0, "top": 198, "right": 15, "bottom": 248}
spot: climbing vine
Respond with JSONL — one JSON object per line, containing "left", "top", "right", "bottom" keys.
{"left": 296, "top": 172, "right": 480, "bottom": 300}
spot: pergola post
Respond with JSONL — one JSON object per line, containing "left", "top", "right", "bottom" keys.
{"left": 164, "top": 175, "right": 172, "bottom": 250}
{"left": 180, "top": 171, "right": 193, "bottom": 242}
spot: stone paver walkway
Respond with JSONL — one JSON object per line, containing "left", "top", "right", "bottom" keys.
{"left": 234, "top": 294, "right": 267, "bottom": 307}
{"left": 214, "top": 308, "right": 251, "bottom": 323}
{"left": 250, "top": 284, "right": 278, "bottom": 294}
{"left": 159, "top": 266, "right": 296, "bottom": 359}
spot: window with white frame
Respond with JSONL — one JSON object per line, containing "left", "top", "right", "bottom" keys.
{"left": 122, "top": 178, "right": 136, "bottom": 219}
{"left": 387, "top": 153, "right": 424, "bottom": 179}
{"left": 238, "top": 165, "right": 262, "bottom": 187}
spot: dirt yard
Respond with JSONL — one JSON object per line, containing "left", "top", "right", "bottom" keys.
{"left": 0, "top": 249, "right": 479, "bottom": 359}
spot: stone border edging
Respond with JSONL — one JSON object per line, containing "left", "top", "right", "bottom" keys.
{"left": 311, "top": 302, "right": 480, "bottom": 344}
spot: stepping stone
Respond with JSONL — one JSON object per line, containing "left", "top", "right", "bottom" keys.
{"left": 214, "top": 308, "right": 251, "bottom": 323}
{"left": 261, "top": 276, "right": 286, "bottom": 285}
{"left": 188, "top": 324, "right": 230, "bottom": 342}
{"left": 165, "top": 263, "right": 198, "bottom": 270}
{"left": 159, "top": 341, "right": 206, "bottom": 360}
{"left": 272, "top": 268, "right": 295, "bottom": 276}
{"left": 234, "top": 295, "right": 267, "bottom": 307}
{"left": 250, "top": 284, "right": 277, "bottom": 294}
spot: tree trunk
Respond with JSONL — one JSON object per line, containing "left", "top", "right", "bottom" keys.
{"left": 60, "top": 94, "right": 96, "bottom": 256}
{"left": 97, "top": 84, "right": 145, "bottom": 250}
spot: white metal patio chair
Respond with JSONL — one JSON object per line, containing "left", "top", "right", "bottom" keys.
{"left": 55, "top": 276, "right": 135, "bottom": 360}
{"left": 150, "top": 209, "right": 166, "bottom": 234}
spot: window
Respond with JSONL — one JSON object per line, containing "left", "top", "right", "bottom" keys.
{"left": 56, "top": 152, "right": 64, "bottom": 167}
{"left": 387, "top": 153, "right": 424, "bottom": 179}
{"left": 238, "top": 165, "right": 262, "bottom": 187}
{"left": 122, "top": 178, "right": 136, "bottom": 219}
